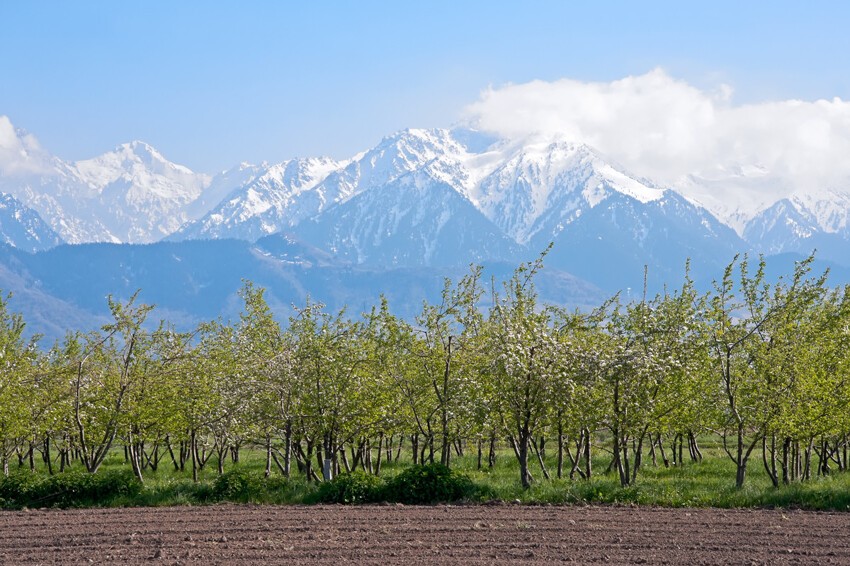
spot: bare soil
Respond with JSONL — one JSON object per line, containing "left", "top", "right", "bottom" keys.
{"left": 2, "top": 504, "right": 850, "bottom": 564}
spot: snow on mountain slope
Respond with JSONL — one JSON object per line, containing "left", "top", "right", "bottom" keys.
{"left": 0, "top": 117, "right": 213, "bottom": 244}
{"left": 74, "top": 141, "right": 205, "bottom": 202}
{"left": 0, "top": 160, "right": 117, "bottom": 244}
{"left": 0, "top": 192, "right": 63, "bottom": 252}
{"left": 472, "top": 139, "right": 665, "bottom": 243}
{"left": 294, "top": 166, "right": 522, "bottom": 268}
{"left": 171, "top": 157, "right": 341, "bottom": 241}
{"left": 68, "top": 141, "right": 211, "bottom": 242}
{"left": 175, "top": 128, "right": 473, "bottom": 242}
{"left": 741, "top": 190, "right": 850, "bottom": 264}
{"left": 677, "top": 160, "right": 850, "bottom": 264}
{"left": 183, "top": 161, "right": 267, "bottom": 221}
{"left": 336, "top": 128, "right": 471, "bottom": 193}
{"left": 292, "top": 128, "right": 475, "bottom": 219}
{"left": 674, "top": 166, "right": 792, "bottom": 236}
{"left": 789, "top": 190, "right": 850, "bottom": 234}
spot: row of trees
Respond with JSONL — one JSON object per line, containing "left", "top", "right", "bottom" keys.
{"left": 1, "top": 253, "right": 849, "bottom": 490}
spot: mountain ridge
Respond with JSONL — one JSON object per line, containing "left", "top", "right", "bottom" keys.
{"left": 3, "top": 115, "right": 848, "bottom": 267}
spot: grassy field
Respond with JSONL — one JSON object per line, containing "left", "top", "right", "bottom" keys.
{"left": 2, "top": 440, "right": 850, "bottom": 510}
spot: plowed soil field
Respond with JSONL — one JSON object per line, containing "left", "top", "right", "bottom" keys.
{"left": 2, "top": 504, "right": 850, "bottom": 564}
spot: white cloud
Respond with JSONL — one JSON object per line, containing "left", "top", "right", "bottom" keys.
{"left": 463, "top": 70, "right": 850, "bottom": 205}
{"left": 0, "top": 115, "right": 53, "bottom": 176}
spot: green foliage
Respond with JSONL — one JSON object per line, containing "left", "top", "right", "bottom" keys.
{"left": 132, "top": 477, "right": 215, "bottom": 506}
{"left": 0, "top": 472, "right": 40, "bottom": 503}
{"left": 4, "top": 445, "right": 850, "bottom": 510}
{"left": 383, "top": 463, "right": 482, "bottom": 504}
{"left": 0, "top": 470, "right": 142, "bottom": 508}
{"left": 312, "top": 471, "right": 385, "bottom": 504}
{"left": 210, "top": 468, "right": 264, "bottom": 501}
{"left": 205, "top": 468, "right": 299, "bottom": 503}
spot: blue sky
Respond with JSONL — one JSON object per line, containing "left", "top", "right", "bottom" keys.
{"left": 1, "top": 1, "right": 849, "bottom": 172}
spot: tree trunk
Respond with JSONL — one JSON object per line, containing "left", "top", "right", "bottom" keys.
{"left": 374, "top": 432, "right": 384, "bottom": 476}
{"left": 283, "top": 421, "right": 292, "bottom": 478}
{"left": 303, "top": 439, "right": 314, "bottom": 482}
{"left": 630, "top": 431, "right": 648, "bottom": 485}
{"left": 165, "top": 436, "right": 179, "bottom": 472}
{"left": 648, "top": 433, "right": 657, "bottom": 467}
{"left": 803, "top": 437, "right": 813, "bottom": 481}
{"left": 583, "top": 428, "right": 592, "bottom": 480}
{"left": 556, "top": 417, "right": 564, "bottom": 479}
{"left": 439, "top": 336, "right": 452, "bottom": 468}
{"left": 128, "top": 441, "right": 144, "bottom": 484}
{"left": 612, "top": 428, "right": 630, "bottom": 487}
{"left": 733, "top": 425, "right": 760, "bottom": 489}
{"left": 657, "top": 434, "right": 669, "bottom": 468}
{"left": 762, "top": 435, "right": 778, "bottom": 488}
{"left": 532, "top": 436, "right": 551, "bottom": 481}
{"left": 44, "top": 435, "right": 53, "bottom": 476}
{"left": 395, "top": 436, "right": 403, "bottom": 462}
{"left": 340, "top": 444, "right": 351, "bottom": 473}
{"left": 216, "top": 442, "right": 227, "bottom": 475}
{"left": 518, "top": 429, "right": 532, "bottom": 489}
{"left": 488, "top": 432, "right": 496, "bottom": 469}
{"left": 191, "top": 430, "right": 198, "bottom": 483}
{"left": 688, "top": 431, "right": 703, "bottom": 462}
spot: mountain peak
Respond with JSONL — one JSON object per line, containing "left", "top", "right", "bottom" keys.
{"left": 102, "top": 140, "right": 192, "bottom": 174}
{"left": 377, "top": 128, "right": 466, "bottom": 156}
{"left": 117, "top": 140, "right": 161, "bottom": 158}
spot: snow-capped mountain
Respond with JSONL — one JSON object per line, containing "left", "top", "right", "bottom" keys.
{"left": 676, "top": 165, "right": 850, "bottom": 264}
{"left": 0, "top": 117, "right": 212, "bottom": 244}
{"left": 4, "top": 113, "right": 850, "bottom": 291}
{"left": 273, "top": 131, "right": 744, "bottom": 288}
{"left": 182, "top": 161, "right": 267, "bottom": 222}
{"left": 471, "top": 140, "right": 666, "bottom": 243}
{"left": 743, "top": 199, "right": 819, "bottom": 255}
{"left": 174, "top": 128, "right": 472, "bottom": 242}
{"left": 674, "top": 165, "right": 787, "bottom": 236}
{"left": 0, "top": 192, "right": 63, "bottom": 252}
{"left": 741, "top": 191, "right": 850, "bottom": 264}
{"left": 171, "top": 157, "right": 342, "bottom": 241}
{"left": 456, "top": 139, "right": 744, "bottom": 289}
{"left": 71, "top": 141, "right": 210, "bottom": 242}
{"left": 293, "top": 167, "right": 522, "bottom": 268}
{"left": 162, "top": 127, "right": 755, "bottom": 285}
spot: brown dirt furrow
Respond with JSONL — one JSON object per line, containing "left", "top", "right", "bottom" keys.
{"left": 1, "top": 504, "right": 850, "bottom": 564}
